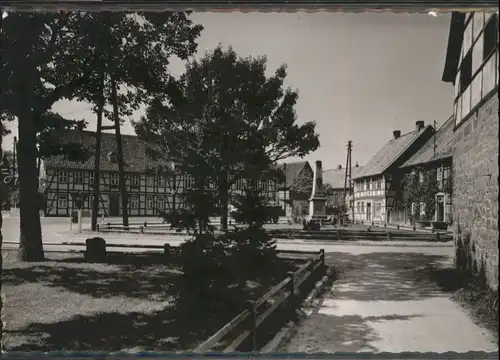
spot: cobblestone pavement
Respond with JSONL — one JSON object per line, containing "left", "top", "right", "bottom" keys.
{"left": 282, "top": 247, "right": 498, "bottom": 353}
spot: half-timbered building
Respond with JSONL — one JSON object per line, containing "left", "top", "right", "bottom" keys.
{"left": 441, "top": 11, "right": 498, "bottom": 290}
{"left": 40, "top": 130, "right": 279, "bottom": 217}
{"left": 351, "top": 121, "right": 435, "bottom": 224}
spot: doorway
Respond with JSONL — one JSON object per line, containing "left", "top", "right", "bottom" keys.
{"left": 109, "top": 194, "right": 120, "bottom": 217}
{"left": 436, "top": 195, "right": 445, "bottom": 222}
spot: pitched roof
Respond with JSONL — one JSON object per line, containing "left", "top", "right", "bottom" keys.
{"left": 43, "top": 130, "right": 165, "bottom": 173}
{"left": 276, "top": 161, "right": 310, "bottom": 188}
{"left": 323, "top": 166, "right": 364, "bottom": 189}
{"left": 353, "top": 125, "right": 434, "bottom": 180}
{"left": 401, "top": 116, "right": 454, "bottom": 168}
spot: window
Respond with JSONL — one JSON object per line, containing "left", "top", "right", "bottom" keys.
{"left": 110, "top": 173, "right": 119, "bottom": 186}
{"left": 420, "top": 202, "right": 426, "bottom": 216}
{"left": 376, "top": 178, "right": 381, "bottom": 190}
{"left": 131, "top": 175, "right": 140, "bottom": 187}
{"left": 374, "top": 202, "right": 381, "bottom": 216}
{"left": 157, "top": 197, "right": 165, "bottom": 209}
{"left": 58, "top": 194, "right": 68, "bottom": 208}
{"left": 361, "top": 202, "right": 365, "bottom": 213}
{"left": 89, "top": 172, "right": 95, "bottom": 185}
{"left": 483, "top": 14, "right": 498, "bottom": 61}
{"left": 366, "top": 179, "right": 371, "bottom": 191}
{"left": 418, "top": 171, "right": 424, "bottom": 184}
{"left": 130, "top": 197, "right": 139, "bottom": 209}
{"left": 236, "top": 179, "right": 243, "bottom": 191}
{"left": 146, "top": 197, "right": 154, "bottom": 209}
{"left": 88, "top": 195, "right": 95, "bottom": 209}
{"left": 146, "top": 176, "right": 155, "bottom": 187}
{"left": 184, "top": 175, "right": 193, "bottom": 189}
{"left": 460, "top": 50, "right": 473, "bottom": 93}
{"left": 158, "top": 176, "right": 165, "bottom": 187}
{"left": 58, "top": 171, "right": 68, "bottom": 183}
{"left": 262, "top": 181, "right": 269, "bottom": 192}
{"left": 443, "top": 167, "right": 450, "bottom": 180}
{"left": 74, "top": 171, "right": 84, "bottom": 185}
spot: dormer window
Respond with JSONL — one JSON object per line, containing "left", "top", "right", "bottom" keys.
{"left": 108, "top": 151, "right": 117, "bottom": 163}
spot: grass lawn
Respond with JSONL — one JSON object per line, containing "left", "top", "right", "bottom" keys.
{"left": 2, "top": 249, "right": 303, "bottom": 352}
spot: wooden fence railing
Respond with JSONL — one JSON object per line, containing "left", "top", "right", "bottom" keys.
{"left": 268, "top": 229, "right": 453, "bottom": 242}
{"left": 95, "top": 223, "right": 452, "bottom": 242}
{"left": 193, "top": 249, "right": 326, "bottom": 353}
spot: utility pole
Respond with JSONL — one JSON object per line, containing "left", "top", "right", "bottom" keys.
{"left": 343, "top": 141, "right": 352, "bottom": 202}
{"left": 343, "top": 140, "right": 353, "bottom": 224}
{"left": 433, "top": 120, "right": 437, "bottom": 156}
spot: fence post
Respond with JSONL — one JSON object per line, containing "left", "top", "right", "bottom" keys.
{"left": 319, "top": 249, "right": 325, "bottom": 272}
{"left": 336, "top": 230, "right": 341, "bottom": 240}
{"left": 287, "top": 271, "right": 297, "bottom": 313}
{"left": 247, "top": 300, "right": 258, "bottom": 351}
{"left": 436, "top": 232, "right": 440, "bottom": 242}
{"left": 96, "top": 224, "right": 100, "bottom": 232}
{"left": 140, "top": 226, "right": 144, "bottom": 234}
{"left": 386, "top": 231, "right": 392, "bottom": 241}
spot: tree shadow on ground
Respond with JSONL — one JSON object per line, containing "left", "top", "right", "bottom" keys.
{"left": 2, "top": 250, "right": 305, "bottom": 352}
{"left": 5, "top": 307, "right": 222, "bottom": 352}
{"left": 2, "top": 255, "right": 180, "bottom": 300}
{"left": 322, "top": 251, "right": 457, "bottom": 301}
{"left": 285, "top": 312, "right": 423, "bottom": 352}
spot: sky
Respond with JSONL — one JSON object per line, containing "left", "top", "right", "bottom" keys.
{"left": 2, "top": 12, "right": 455, "bottom": 170}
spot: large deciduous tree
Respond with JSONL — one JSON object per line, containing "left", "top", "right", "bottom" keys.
{"left": 0, "top": 12, "right": 202, "bottom": 261}
{"left": 135, "top": 46, "right": 320, "bottom": 231}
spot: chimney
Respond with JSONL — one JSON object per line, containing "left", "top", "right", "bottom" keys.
{"left": 393, "top": 130, "right": 401, "bottom": 140}
{"left": 337, "top": 165, "right": 342, "bottom": 170}
{"left": 311, "top": 160, "right": 324, "bottom": 197}
{"left": 415, "top": 121, "right": 425, "bottom": 131}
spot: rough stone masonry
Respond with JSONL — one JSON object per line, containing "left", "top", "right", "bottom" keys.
{"left": 452, "top": 92, "right": 499, "bottom": 291}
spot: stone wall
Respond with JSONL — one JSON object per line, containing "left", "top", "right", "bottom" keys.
{"left": 452, "top": 91, "right": 499, "bottom": 291}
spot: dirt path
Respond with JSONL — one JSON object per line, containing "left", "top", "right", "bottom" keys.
{"left": 283, "top": 248, "right": 498, "bottom": 353}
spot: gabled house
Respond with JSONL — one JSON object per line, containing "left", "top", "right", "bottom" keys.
{"left": 399, "top": 116, "right": 455, "bottom": 226}
{"left": 352, "top": 121, "right": 435, "bottom": 224}
{"left": 323, "top": 163, "right": 363, "bottom": 210}
{"left": 441, "top": 12, "right": 498, "bottom": 290}
{"left": 276, "top": 161, "right": 314, "bottom": 218}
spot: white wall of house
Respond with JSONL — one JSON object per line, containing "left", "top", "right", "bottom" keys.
{"left": 352, "top": 175, "right": 386, "bottom": 222}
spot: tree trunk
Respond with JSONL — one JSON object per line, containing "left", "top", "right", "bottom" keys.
{"left": 91, "top": 75, "right": 105, "bottom": 231}
{"left": 220, "top": 170, "right": 229, "bottom": 232}
{"left": 111, "top": 77, "right": 129, "bottom": 228}
{"left": 17, "top": 110, "right": 44, "bottom": 261}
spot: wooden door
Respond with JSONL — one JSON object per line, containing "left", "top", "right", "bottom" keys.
{"left": 109, "top": 194, "right": 120, "bottom": 217}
